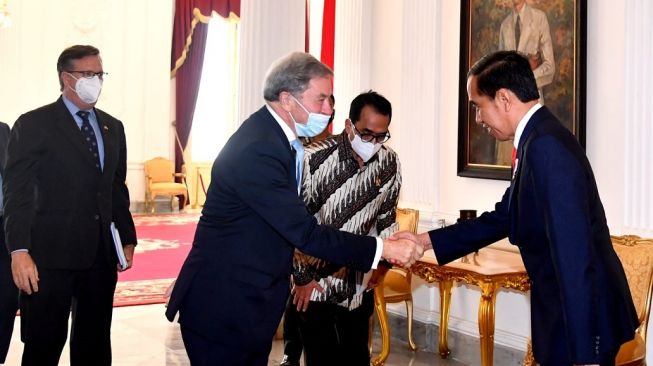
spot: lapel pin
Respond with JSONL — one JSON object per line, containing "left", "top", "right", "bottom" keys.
{"left": 103, "top": 126, "right": 109, "bottom": 132}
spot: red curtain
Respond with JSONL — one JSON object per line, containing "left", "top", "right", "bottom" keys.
{"left": 320, "top": 0, "right": 335, "bottom": 70}
{"left": 321, "top": 0, "right": 335, "bottom": 132}
{"left": 171, "top": 0, "right": 240, "bottom": 174}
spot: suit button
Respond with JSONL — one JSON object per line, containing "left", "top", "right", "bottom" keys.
{"left": 94, "top": 214, "right": 100, "bottom": 220}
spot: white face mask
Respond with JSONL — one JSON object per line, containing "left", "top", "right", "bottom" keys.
{"left": 350, "top": 132, "right": 382, "bottom": 162}
{"left": 66, "top": 72, "right": 103, "bottom": 104}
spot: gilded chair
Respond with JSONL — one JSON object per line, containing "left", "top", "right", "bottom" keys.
{"left": 143, "top": 157, "right": 188, "bottom": 213}
{"left": 524, "top": 235, "right": 653, "bottom": 366}
{"left": 372, "top": 207, "right": 419, "bottom": 366}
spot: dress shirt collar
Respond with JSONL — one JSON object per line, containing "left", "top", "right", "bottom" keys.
{"left": 513, "top": 103, "right": 542, "bottom": 149}
{"left": 265, "top": 103, "right": 296, "bottom": 145}
{"left": 62, "top": 94, "right": 95, "bottom": 125}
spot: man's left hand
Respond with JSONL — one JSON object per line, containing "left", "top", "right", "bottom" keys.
{"left": 119, "top": 244, "right": 136, "bottom": 272}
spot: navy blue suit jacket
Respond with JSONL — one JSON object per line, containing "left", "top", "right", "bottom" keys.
{"left": 166, "top": 106, "right": 377, "bottom": 352}
{"left": 430, "top": 107, "right": 637, "bottom": 364}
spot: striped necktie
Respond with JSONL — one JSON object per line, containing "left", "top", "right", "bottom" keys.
{"left": 290, "top": 139, "right": 304, "bottom": 194}
{"left": 515, "top": 14, "right": 521, "bottom": 49}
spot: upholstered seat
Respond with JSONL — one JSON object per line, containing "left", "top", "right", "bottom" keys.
{"left": 371, "top": 207, "right": 419, "bottom": 365}
{"left": 144, "top": 157, "right": 188, "bottom": 213}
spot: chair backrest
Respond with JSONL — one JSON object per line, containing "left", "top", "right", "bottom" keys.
{"left": 396, "top": 207, "right": 419, "bottom": 234}
{"left": 144, "top": 157, "right": 175, "bottom": 183}
{"left": 612, "top": 235, "right": 653, "bottom": 341}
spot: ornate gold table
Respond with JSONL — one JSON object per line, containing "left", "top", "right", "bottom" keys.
{"left": 412, "top": 248, "right": 530, "bottom": 366}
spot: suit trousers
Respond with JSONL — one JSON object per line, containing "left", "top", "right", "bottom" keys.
{"left": 0, "top": 217, "right": 19, "bottom": 364}
{"left": 298, "top": 290, "right": 374, "bottom": 366}
{"left": 539, "top": 350, "right": 617, "bottom": 366}
{"left": 20, "top": 241, "right": 117, "bottom": 366}
{"left": 282, "top": 296, "right": 303, "bottom": 363}
{"left": 181, "top": 325, "right": 271, "bottom": 366}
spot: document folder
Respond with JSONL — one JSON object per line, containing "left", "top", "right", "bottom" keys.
{"left": 110, "top": 222, "right": 129, "bottom": 271}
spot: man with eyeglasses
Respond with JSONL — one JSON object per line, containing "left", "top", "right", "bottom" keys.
{"left": 4, "top": 45, "right": 137, "bottom": 366}
{"left": 288, "top": 91, "right": 400, "bottom": 366}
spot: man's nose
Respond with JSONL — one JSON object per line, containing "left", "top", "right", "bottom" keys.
{"left": 322, "top": 99, "right": 333, "bottom": 115}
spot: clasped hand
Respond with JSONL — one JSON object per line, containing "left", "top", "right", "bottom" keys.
{"left": 381, "top": 233, "right": 425, "bottom": 268}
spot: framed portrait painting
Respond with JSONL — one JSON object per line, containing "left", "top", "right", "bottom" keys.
{"left": 457, "top": 0, "right": 587, "bottom": 180}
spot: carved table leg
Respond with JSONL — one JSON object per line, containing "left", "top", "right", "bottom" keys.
{"left": 478, "top": 282, "right": 498, "bottom": 366}
{"left": 372, "top": 285, "right": 390, "bottom": 366}
{"left": 438, "top": 279, "right": 453, "bottom": 358}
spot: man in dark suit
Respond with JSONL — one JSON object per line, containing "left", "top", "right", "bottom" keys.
{"left": 0, "top": 121, "right": 15, "bottom": 365}
{"left": 165, "top": 52, "right": 422, "bottom": 366}
{"left": 394, "top": 51, "right": 638, "bottom": 366}
{"left": 4, "top": 45, "right": 137, "bottom": 366}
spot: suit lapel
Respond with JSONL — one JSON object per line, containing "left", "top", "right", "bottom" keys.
{"left": 95, "top": 110, "right": 116, "bottom": 179}
{"left": 508, "top": 106, "right": 548, "bottom": 211}
{"left": 259, "top": 107, "right": 297, "bottom": 191}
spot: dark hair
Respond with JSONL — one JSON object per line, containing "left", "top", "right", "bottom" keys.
{"left": 348, "top": 90, "right": 392, "bottom": 124}
{"left": 263, "top": 52, "right": 333, "bottom": 102}
{"left": 467, "top": 51, "right": 539, "bottom": 102}
{"left": 57, "top": 45, "right": 101, "bottom": 91}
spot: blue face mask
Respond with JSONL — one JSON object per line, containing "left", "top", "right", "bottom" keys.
{"left": 290, "top": 95, "right": 331, "bottom": 137}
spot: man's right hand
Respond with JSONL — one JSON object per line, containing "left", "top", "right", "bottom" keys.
{"left": 11, "top": 251, "right": 39, "bottom": 294}
{"left": 381, "top": 237, "right": 424, "bottom": 268}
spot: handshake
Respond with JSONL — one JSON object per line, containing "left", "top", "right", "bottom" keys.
{"left": 381, "top": 231, "right": 433, "bottom": 268}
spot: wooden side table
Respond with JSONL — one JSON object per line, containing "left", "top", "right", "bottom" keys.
{"left": 411, "top": 248, "right": 530, "bottom": 366}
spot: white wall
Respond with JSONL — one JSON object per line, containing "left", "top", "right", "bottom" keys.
{"left": 0, "top": 0, "right": 174, "bottom": 201}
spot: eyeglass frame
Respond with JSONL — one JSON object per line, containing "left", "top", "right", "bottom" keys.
{"left": 352, "top": 123, "right": 391, "bottom": 144}
{"left": 67, "top": 70, "right": 108, "bottom": 80}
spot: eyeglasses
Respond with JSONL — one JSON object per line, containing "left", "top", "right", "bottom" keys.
{"left": 353, "top": 124, "right": 391, "bottom": 144}
{"left": 67, "top": 70, "right": 108, "bottom": 80}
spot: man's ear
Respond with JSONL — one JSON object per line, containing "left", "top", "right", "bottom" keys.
{"left": 496, "top": 88, "right": 512, "bottom": 112}
{"left": 279, "top": 91, "right": 293, "bottom": 112}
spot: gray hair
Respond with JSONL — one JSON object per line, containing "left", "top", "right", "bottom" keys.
{"left": 263, "top": 52, "right": 333, "bottom": 102}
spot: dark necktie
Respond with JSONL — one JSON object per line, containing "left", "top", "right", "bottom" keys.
{"left": 515, "top": 15, "right": 521, "bottom": 49}
{"left": 76, "top": 110, "right": 102, "bottom": 171}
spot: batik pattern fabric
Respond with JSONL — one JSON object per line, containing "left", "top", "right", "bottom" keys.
{"left": 293, "top": 133, "right": 401, "bottom": 310}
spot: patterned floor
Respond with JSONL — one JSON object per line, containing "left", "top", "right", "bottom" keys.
{"left": 4, "top": 304, "right": 469, "bottom": 366}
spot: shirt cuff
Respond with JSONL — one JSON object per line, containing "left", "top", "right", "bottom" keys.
{"left": 371, "top": 237, "right": 383, "bottom": 269}
{"left": 11, "top": 249, "right": 29, "bottom": 254}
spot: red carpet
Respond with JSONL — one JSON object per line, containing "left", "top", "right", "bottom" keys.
{"left": 113, "top": 213, "right": 199, "bottom": 307}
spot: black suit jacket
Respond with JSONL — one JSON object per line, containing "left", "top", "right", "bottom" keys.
{"left": 0, "top": 121, "right": 14, "bottom": 363}
{"left": 166, "top": 106, "right": 376, "bottom": 351}
{"left": 0, "top": 122, "right": 8, "bottom": 178}
{"left": 430, "top": 107, "right": 637, "bottom": 364}
{"left": 3, "top": 97, "right": 136, "bottom": 270}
